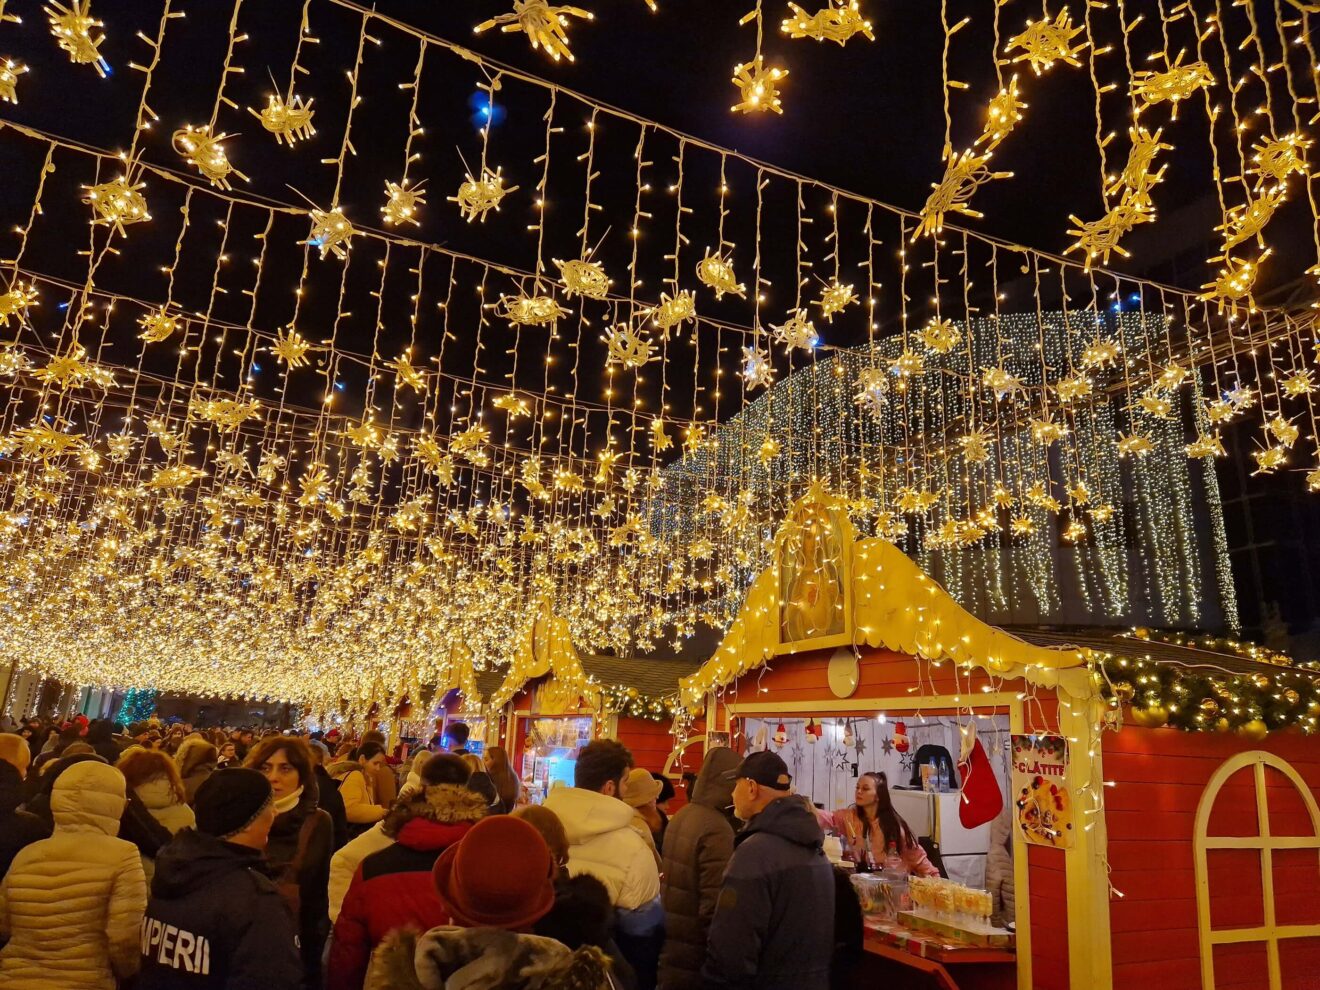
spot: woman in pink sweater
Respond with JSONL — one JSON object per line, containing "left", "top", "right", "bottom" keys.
{"left": 817, "top": 771, "right": 940, "bottom": 876}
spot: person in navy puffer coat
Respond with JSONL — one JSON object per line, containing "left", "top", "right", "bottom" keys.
{"left": 326, "top": 765, "right": 488, "bottom": 990}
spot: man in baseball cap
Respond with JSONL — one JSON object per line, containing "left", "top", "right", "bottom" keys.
{"left": 704, "top": 748, "right": 834, "bottom": 989}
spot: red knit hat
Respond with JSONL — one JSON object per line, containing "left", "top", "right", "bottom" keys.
{"left": 432, "top": 816, "right": 557, "bottom": 930}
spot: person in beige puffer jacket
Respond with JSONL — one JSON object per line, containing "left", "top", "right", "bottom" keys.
{"left": 0, "top": 759, "right": 147, "bottom": 989}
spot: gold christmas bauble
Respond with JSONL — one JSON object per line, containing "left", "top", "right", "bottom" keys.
{"left": 1282, "top": 688, "right": 1300, "bottom": 707}
{"left": 1213, "top": 717, "right": 1231, "bottom": 733}
{"left": 1237, "top": 719, "right": 1269, "bottom": 742}
{"left": 1200, "top": 697, "right": 1220, "bottom": 718}
{"left": 1251, "top": 673, "right": 1271, "bottom": 690}
{"left": 1309, "top": 700, "right": 1320, "bottom": 717}
{"left": 1112, "top": 680, "right": 1135, "bottom": 703}
{"left": 1130, "top": 704, "right": 1169, "bottom": 728}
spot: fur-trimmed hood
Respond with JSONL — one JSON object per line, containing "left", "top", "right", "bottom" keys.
{"left": 382, "top": 784, "right": 488, "bottom": 838}
{"left": 365, "top": 926, "right": 614, "bottom": 990}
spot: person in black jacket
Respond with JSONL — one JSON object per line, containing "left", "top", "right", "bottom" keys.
{"left": 86, "top": 719, "right": 124, "bottom": 765}
{"left": 138, "top": 768, "right": 302, "bottom": 989}
{"left": 0, "top": 760, "right": 49, "bottom": 879}
{"left": 309, "top": 741, "right": 348, "bottom": 850}
{"left": 703, "top": 751, "right": 834, "bottom": 990}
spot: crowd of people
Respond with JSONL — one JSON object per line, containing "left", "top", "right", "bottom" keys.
{"left": 0, "top": 712, "right": 945, "bottom": 989}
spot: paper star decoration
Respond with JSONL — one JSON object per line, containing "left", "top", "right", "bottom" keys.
{"left": 474, "top": 2, "right": 594, "bottom": 63}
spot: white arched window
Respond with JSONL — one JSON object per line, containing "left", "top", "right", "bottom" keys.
{"left": 1194, "top": 751, "right": 1320, "bottom": 989}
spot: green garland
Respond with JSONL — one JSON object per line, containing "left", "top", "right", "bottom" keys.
{"left": 1097, "top": 655, "right": 1320, "bottom": 737}
{"left": 597, "top": 684, "right": 677, "bottom": 722}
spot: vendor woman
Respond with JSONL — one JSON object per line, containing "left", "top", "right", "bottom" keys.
{"left": 817, "top": 771, "right": 940, "bottom": 876}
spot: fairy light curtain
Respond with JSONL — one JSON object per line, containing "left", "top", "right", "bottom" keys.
{"left": 0, "top": 0, "right": 1311, "bottom": 715}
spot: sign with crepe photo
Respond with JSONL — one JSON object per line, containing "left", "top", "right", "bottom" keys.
{"left": 1010, "top": 734, "right": 1073, "bottom": 849}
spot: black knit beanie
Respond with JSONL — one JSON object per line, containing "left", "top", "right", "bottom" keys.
{"left": 194, "top": 767, "right": 274, "bottom": 839}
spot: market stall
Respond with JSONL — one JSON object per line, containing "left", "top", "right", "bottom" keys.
{"left": 680, "top": 485, "right": 1320, "bottom": 990}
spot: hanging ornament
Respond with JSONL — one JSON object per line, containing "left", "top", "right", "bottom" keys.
{"left": 556, "top": 258, "right": 611, "bottom": 300}
{"left": 604, "top": 323, "right": 655, "bottom": 370}
{"left": 842, "top": 720, "right": 855, "bottom": 749}
{"left": 648, "top": 290, "right": 697, "bottom": 335}
{"left": 781, "top": 1, "right": 874, "bottom": 45}
{"left": 918, "top": 316, "right": 962, "bottom": 354}
{"left": 474, "top": 2, "right": 594, "bottom": 64}
{"left": 816, "top": 281, "right": 858, "bottom": 322}
{"left": 893, "top": 720, "right": 910, "bottom": 753}
{"left": 271, "top": 327, "right": 314, "bottom": 368}
{"left": 45, "top": 0, "right": 108, "bottom": 76}
{"left": 752, "top": 724, "right": 768, "bottom": 751}
{"left": 1003, "top": 8, "right": 1087, "bottom": 75}
{"left": 959, "top": 428, "right": 993, "bottom": 463}
{"left": 0, "top": 281, "right": 39, "bottom": 328}
{"left": 1280, "top": 369, "right": 1316, "bottom": 398}
{"left": 307, "top": 206, "right": 355, "bottom": 260}
{"left": 1130, "top": 52, "right": 1215, "bottom": 119}
{"left": 981, "top": 366, "right": 1027, "bottom": 401}
{"left": 449, "top": 166, "right": 518, "bottom": 223}
{"left": 250, "top": 92, "right": 316, "bottom": 146}
{"left": 740, "top": 346, "right": 774, "bottom": 390}
{"left": 853, "top": 367, "right": 890, "bottom": 414}
{"left": 696, "top": 249, "right": 746, "bottom": 299}
{"left": 382, "top": 180, "right": 426, "bottom": 227}
{"left": 1251, "top": 132, "right": 1310, "bottom": 188}
{"left": 83, "top": 174, "right": 151, "bottom": 236}
{"left": 497, "top": 291, "right": 569, "bottom": 327}
{"left": 0, "top": 57, "right": 28, "bottom": 104}
{"left": 773, "top": 721, "right": 788, "bottom": 746}
{"left": 731, "top": 54, "right": 788, "bottom": 114}
{"left": 136, "top": 309, "right": 178, "bottom": 344}
{"left": 805, "top": 717, "right": 823, "bottom": 743}
{"left": 172, "top": 125, "right": 246, "bottom": 190}
{"left": 1185, "top": 433, "right": 1226, "bottom": 460}
{"left": 771, "top": 309, "right": 819, "bottom": 351}
{"left": 889, "top": 349, "right": 924, "bottom": 379}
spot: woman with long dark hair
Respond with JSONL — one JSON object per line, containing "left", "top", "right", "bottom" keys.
{"left": 245, "top": 735, "right": 334, "bottom": 988}
{"left": 817, "top": 771, "right": 939, "bottom": 876}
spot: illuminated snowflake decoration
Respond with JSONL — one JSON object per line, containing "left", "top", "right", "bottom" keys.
{"left": 250, "top": 93, "right": 316, "bottom": 146}
{"left": 382, "top": 180, "right": 426, "bottom": 227}
{"left": 816, "top": 281, "right": 858, "bottom": 322}
{"left": 0, "top": 57, "right": 28, "bottom": 104}
{"left": 731, "top": 55, "right": 788, "bottom": 114}
{"left": 604, "top": 323, "right": 654, "bottom": 370}
{"left": 497, "top": 292, "right": 569, "bottom": 327}
{"left": 740, "top": 346, "right": 774, "bottom": 390}
{"left": 385, "top": 352, "right": 428, "bottom": 394}
{"left": 555, "top": 258, "right": 611, "bottom": 300}
{"left": 172, "top": 126, "right": 246, "bottom": 191}
{"left": 493, "top": 393, "right": 532, "bottom": 418}
{"left": 1251, "top": 444, "right": 1287, "bottom": 475}
{"left": 449, "top": 167, "right": 518, "bottom": 223}
{"left": 137, "top": 309, "right": 178, "bottom": 343}
{"left": 1055, "top": 374, "right": 1092, "bottom": 403}
{"left": 781, "top": 1, "right": 874, "bottom": 45}
{"left": 45, "top": 0, "right": 107, "bottom": 75}
{"left": 1004, "top": 9, "right": 1087, "bottom": 76}
{"left": 1281, "top": 369, "right": 1316, "bottom": 398}
{"left": 1267, "top": 414, "right": 1300, "bottom": 448}
{"left": 1202, "top": 257, "right": 1261, "bottom": 312}
{"left": 854, "top": 367, "right": 890, "bottom": 413}
{"left": 474, "top": 2, "right": 594, "bottom": 63}
{"left": 918, "top": 316, "right": 962, "bottom": 354}
{"left": 771, "top": 309, "right": 819, "bottom": 352}
{"left": 959, "top": 428, "right": 993, "bottom": 463}
{"left": 84, "top": 175, "right": 150, "bottom": 236}
{"left": 308, "top": 206, "right": 356, "bottom": 260}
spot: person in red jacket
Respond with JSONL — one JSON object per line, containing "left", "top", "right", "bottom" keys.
{"left": 325, "top": 754, "right": 487, "bottom": 990}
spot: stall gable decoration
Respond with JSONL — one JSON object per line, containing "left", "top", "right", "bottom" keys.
{"left": 1011, "top": 733, "right": 1073, "bottom": 849}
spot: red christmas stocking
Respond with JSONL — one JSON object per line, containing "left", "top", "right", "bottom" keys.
{"left": 958, "top": 737, "right": 1004, "bottom": 829}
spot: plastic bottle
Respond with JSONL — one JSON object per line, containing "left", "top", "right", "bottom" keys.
{"left": 938, "top": 762, "right": 950, "bottom": 792}
{"left": 884, "top": 841, "right": 903, "bottom": 872}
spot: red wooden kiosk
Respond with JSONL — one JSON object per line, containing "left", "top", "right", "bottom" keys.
{"left": 676, "top": 485, "right": 1320, "bottom": 990}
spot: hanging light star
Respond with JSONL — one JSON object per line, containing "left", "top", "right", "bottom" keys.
{"left": 382, "top": 180, "right": 426, "bottom": 227}
{"left": 1079, "top": 338, "right": 1121, "bottom": 369}
{"left": 604, "top": 323, "right": 654, "bottom": 370}
{"left": 982, "top": 366, "right": 1027, "bottom": 401}
{"left": 1281, "top": 369, "right": 1316, "bottom": 397}
{"left": 250, "top": 93, "right": 316, "bottom": 146}
{"left": 1055, "top": 374, "right": 1093, "bottom": 403}
{"left": 1267, "top": 414, "right": 1300, "bottom": 448}
{"left": 771, "top": 309, "right": 818, "bottom": 351}
{"left": 1251, "top": 444, "right": 1287, "bottom": 475}
{"left": 474, "top": 2, "right": 594, "bottom": 63}
{"left": 305, "top": 206, "right": 355, "bottom": 260}
{"left": 0, "top": 280, "right": 39, "bottom": 328}
{"left": 271, "top": 327, "right": 314, "bottom": 368}
{"left": 385, "top": 351, "right": 428, "bottom": 394}
{"left": 758, "top": 435, "right": 781, "bottom": 465}
{"left": 172, "top": 126, "right": 246, "bottom": 190}
{"left": 497, "top": 291, "right": 569, "bottom": 327}
{"left": 959, "top": 428, "right": 993, "bottom": 463}
{"left": 137, "top": 309, "right": 178, "bottom": 343}
{"left": 918, "top": 316, "right": 962, "bottom": 354}
{"left": 450, "top": 166, "right": 518, "bottom": 223}
{"left": 1131, "top": 52, "right": 1215, "bottom": 119}
{"left": 1251, "top": 133, "right": 1310, "bottom": 188}
{"left": 556, "top": 258, "right": 611, "bottom": 300}
{"left": 696, "top": 249, "right": 746, "bottom": 299}
{"left": 83, "top": 174, "right": 150, "bottom": 236}
{"left": 648, "top": 290, "right": 697, "bottom": 335}
{"left": 740, "top": 346, "right": 774, "bottom": 390}
{"left": 816, "top": 280, "right": 858, "bottom": 321}
{"left": 1201, "top": 256, "right": 1262, "bottom": 313}
{"left": 1003, "top": 9, "right": 1087, "bottom": 76}
{"left": 976, "top": 76, "right": 1026, "bottom": 149}
{"left": 889, "top": 349, "right": 924, "bottom": 379}
{"left": 731, "top": 54, "right": 788, "bottom": 114}
{"left": 1117, "top": 433, "right": 1155, "bottom": 458}
{"left": 45, "top": 0, "right": 107, "bottom": 75}
{"left": 781, "top": 1, "right": 873, "bottom": 45}
{"left": 0, "top": 57, "right": 28, "bottom": 104}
